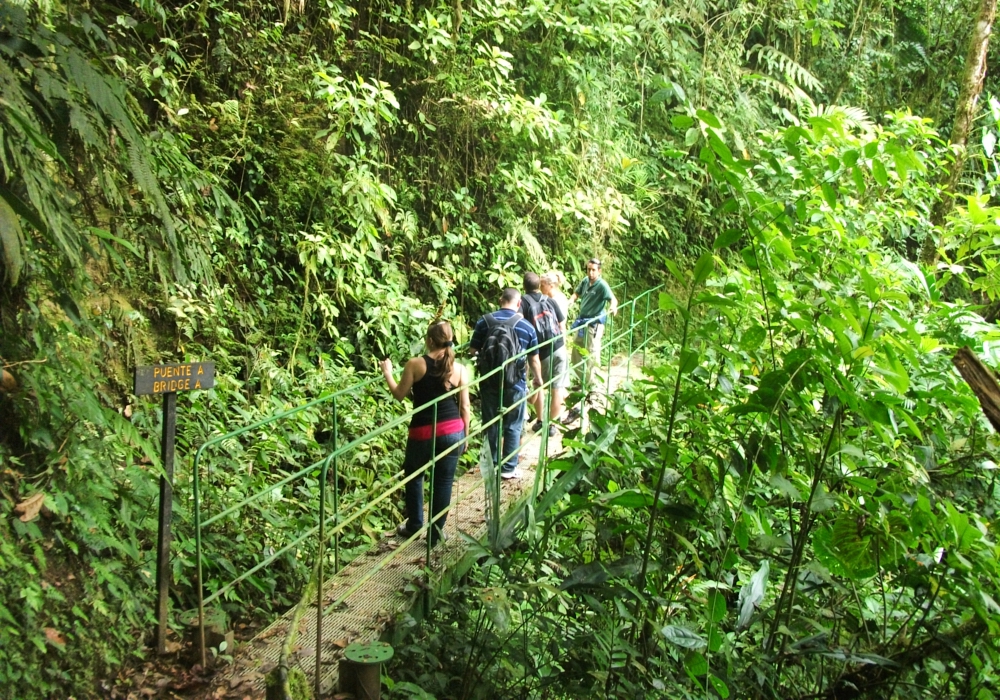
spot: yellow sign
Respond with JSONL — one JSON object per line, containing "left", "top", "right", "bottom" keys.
{"left": 134, "top": 362, "right": 215, "bottom": 395}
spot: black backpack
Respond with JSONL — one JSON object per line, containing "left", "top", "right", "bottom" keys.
{"left": 476, "top": 312, "right": 523, "bottom": 393}
{"left": 522, "top": 294, "right": 560, "bottom": 348}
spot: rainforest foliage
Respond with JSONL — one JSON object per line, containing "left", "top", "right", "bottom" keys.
{"left": 1, "top": 0, "right": 999, "bottom": 697}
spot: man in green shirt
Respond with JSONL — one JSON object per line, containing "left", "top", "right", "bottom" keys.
{"left": 568, "top": 258, "right": 618, "bottom": 399}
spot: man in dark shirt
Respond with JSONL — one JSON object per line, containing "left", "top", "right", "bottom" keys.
{"left": 470, "top": 288, "right": 544, "bottom": 479}
{"left": 520, "top": 272, "right": 567, "bottom": 436}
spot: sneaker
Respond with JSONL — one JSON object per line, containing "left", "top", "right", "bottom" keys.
{"left": 563, "top": 407, "right": 581, "bottom": 424}
{"left": 396, "top": 522, "right": 419, "bottom": 538}
{"left": 531, "top": 420, "right": 544, "bottom": 432}
{"left": 500, "top": 470, "right": 519, "bottom": 480}
{"left": 548, "top": 425, "right": 558, "bottom": 438}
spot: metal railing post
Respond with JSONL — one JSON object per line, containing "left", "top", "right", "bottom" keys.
{"left": 605, "top": 310, "right": 615, "bottom": 398}
{"left": 581, "top": 323, "right": 590, "bottom": 430}
{"left": 193, "top": 447, "right": 207, "bottom": 667}
{"left": 333, "top": 398, "right": 340, "bottom": 574}
{"left": 427, "top": 403, "right": 438, "bottom": 577}
{"left": 315, "top": 451, "right": 330, "bottom": 699}
{"left": 627, "top": 297, "right": 636, "bottom": 380}
{"left": 643, "top": 291, "right": 652, "bottom": 362}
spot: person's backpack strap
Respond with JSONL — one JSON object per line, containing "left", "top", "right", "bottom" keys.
{"left": 485, "top": 311, "right": 521, "bottom": 326}
{"left": 500, "top": 312, "right": 522, "bottom": 329}
{"left": 522, "top": 294, "right": 541, "bottom": 321}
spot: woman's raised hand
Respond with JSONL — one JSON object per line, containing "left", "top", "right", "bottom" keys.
{"left": 380, "top": 358, "right": 393, "bottom": 377}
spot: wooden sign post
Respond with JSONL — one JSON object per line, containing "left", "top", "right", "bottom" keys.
{"left": 134, "top": 361, "right": 215, "bottom": 654}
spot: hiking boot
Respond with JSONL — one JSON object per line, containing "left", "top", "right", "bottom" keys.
{"left": 531, "top": 420, "right": 544, "bottom": 432}
{"left": 563, "top": 407, "right": 581, "bottom": 424}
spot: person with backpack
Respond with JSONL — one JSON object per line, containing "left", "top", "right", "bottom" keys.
{"left": 520, "top": 272, "right": 567, "bottom": 436}
{"left": 568, "top": 258, "right": 618, "bottom": 411}
{"left": 380, "top": 319, "right": 470, "bottom": 546}
{"left": 470, "top": 288, "right": 544, "bottom": 479}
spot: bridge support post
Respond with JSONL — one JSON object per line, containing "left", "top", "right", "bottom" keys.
{"left": 339, "top": 641, "right": 394, "bottom": 700}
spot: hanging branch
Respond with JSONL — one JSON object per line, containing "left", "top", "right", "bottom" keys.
{"left": 951, "top": 346, "right": 1000, "bottom": 433}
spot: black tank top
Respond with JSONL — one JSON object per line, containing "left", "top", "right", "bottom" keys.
{"left": 411, "top": 355, "right": 460, "bottom": 427}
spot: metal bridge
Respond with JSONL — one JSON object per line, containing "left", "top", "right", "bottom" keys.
{"left": 185, "top": 284, "right": 663, "bottom": 699}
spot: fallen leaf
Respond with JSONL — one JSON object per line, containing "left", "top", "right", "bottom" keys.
{"left": 332, "top": 638, "right": 349, "bottom": 648}
{"left": 44, "top": 627, "right": 66, "bottom": 647}
{"left": 164, "top": 640, "right": 182, "bottom": 654}
{"left": 15, "top": 492, "right": 45, "bottom": 522}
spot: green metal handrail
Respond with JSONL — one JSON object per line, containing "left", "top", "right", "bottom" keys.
{"left": 188, "top": 283, "right": 664, "bottom": 679}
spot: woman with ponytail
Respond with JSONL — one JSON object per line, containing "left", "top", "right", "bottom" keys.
{"left": 380, "top": 320, "right": 470, "bottom": 546}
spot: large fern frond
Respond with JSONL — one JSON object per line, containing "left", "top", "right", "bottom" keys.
{"left": 745, "top": 45, "right": 823, "bottom": 114}
{"left": 810, "top": 104, "right": 876, "bottom": 137}
{"left": 0, "top": 3, "right": 185, "bottom": 285}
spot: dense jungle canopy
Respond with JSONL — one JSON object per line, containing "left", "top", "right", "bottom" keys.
{"left": 3, "top": 0, "right": 1000, "bottom": 697}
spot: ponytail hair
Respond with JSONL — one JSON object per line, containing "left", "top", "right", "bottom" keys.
{"left": 426, "top": 320, "right": 456, "bottom": 389}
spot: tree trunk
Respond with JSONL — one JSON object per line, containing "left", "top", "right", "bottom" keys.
{"left": 920, "top": 0, "right": 998, "bottom": 265}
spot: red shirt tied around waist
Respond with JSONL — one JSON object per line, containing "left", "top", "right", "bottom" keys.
{"left": 380, "top": 319, "right": 471, "bottom": 546}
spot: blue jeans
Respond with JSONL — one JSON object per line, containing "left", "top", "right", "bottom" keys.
{"left": 402, "top": 430, "right": 465, "bottom": 545}
{"left": 480, "top": 387, "right": 526, "bottom": 474}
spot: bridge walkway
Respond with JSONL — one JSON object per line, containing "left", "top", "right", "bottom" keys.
{"left": 206, "top": 356, "right": 640, "bottom": 699}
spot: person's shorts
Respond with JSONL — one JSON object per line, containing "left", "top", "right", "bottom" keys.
{"left": 541, "top": 346, "right": 569, "bottom": 390}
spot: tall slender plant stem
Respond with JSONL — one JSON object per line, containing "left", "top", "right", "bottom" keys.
{"left": 637, "top": 284, "right": 696, "bottom": 595}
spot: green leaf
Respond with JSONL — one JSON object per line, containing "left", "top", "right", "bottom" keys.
{"left": 602, "top": 490, "right": 653, "bottom": 509}
{"left": 714, "top": 228, "right": 743, "bottom": 250}
{"left": 671, "top": 114, "right": 694, "bottom": 129}
{"left": 693, "top": 253, "right": 714, "bottom": 285}
{"left": 679, "top": 349, "right": 700, "bottom": 373}
{"left": 821, "top": 182, "right": 838, "bottom": 209}
{"left": 741, "top": 324, "right": 767, "bottom": 351}
{"left": 872, "top": 159, "right": 888, "bottom": 187}
{"left": 809, "top": 483, "right": 837, "bottom": 512}
{"left": 665, "top": 259, "right": 685, "bottom": 283}
{"left": 650, "top": 88, "right": 673, "bottom": 104}
{"left": 707, "top": 590, "right": 727, "bottom": 623}
{"left": 737, "top": 560, "right": 769, "bottom": 628}
{"left": 893, "top": 152, "right": 910, "bottom": 181}
{"left": 0, "top": 197, "right": 24, "bottom": 286}
{"left": 662, "top": 625, "right": 707, "bottom": 649}
{"left": 696, "top": 109, "right": 722, "bottom": 129}
{"left": 685, "top": 650, "right": 708, "bottom": 677}
{"left": 89, "top": 227, "right": 140, "bottom": 257}
{"left": 659, "top": 292, "right": 680, "bottom": 311}
{"left": 852, "top": 166, "right": 866, "bottom": 195}
{"left": 769, "top": 474, "right": 800, "bottom": 500}
{"left": 709, "top": 675, "right": 730, "bottom": 698}
{"left": 685, "top": 127, "right": 700, "bottom": 147}
{"left": 709, "top": 132, "right": 735, "bottom": 165}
